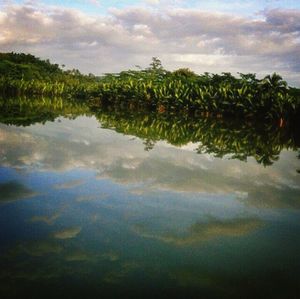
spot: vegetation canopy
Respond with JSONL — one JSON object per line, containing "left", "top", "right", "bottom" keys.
{"left": 1, "top": 53, "right": 300, "bottom": 121}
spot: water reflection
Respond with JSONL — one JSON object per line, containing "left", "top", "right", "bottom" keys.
{"left": 0, "top": 97, "right": 300, "bottom": 298}
{"left": 1, "top": 115, "right": 299, "bottom": 209}
{"left": 132, "top": 217, "right": 264, "bottom": 246}
{"left": 94, "top": 105, "right": 300, "bottom": 167}
{"left": 1, "top": 96, "right": 299, "bottom": 167}
{"left": 0, "top": 180, "right": 37, "bottom": 203}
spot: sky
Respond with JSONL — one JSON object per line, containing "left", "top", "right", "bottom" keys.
{"left": 0, "top": 0, "right": 299, "bottom": 85}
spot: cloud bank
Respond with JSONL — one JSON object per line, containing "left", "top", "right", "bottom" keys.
{"left": 0, "top": 2, "right": 299, "bottom": 85}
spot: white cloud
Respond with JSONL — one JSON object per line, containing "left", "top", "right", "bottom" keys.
{"left": 0, "top": 3, "right": 299, "bottom": 85}
{"left": 145, "top": 0, "right": 161, "bottom": 5}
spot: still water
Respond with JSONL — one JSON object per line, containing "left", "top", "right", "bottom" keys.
{"left": 0, "top": 98, "right": 300, "bottom": 298}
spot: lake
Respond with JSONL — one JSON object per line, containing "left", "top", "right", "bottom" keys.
{"left": 0, "top": 97, "right": 299, "bottom": 298}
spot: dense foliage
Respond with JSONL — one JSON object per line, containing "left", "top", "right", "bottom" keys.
{"left": 0, "top": 52, "right": 63, "bottom": 80}
{"left": 93, "top": 59, "right": 300, "bottom": 121}
{"left": 0, "top": 52, "right": 100, "bottom": 97}
{"left": 1, "top": 52, "right": 300, "bottom": 120}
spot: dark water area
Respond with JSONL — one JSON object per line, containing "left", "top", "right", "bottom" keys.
{"left": 0, "top": 97, "right": 299, "bottom": 298}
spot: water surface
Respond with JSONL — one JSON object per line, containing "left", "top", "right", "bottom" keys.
{"left": 0, "top": 98, "right": 299, "bottom": 298}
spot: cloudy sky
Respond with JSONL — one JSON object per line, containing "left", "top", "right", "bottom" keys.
{"left": 0, "top": 0, "right": 299, "bottom": 85}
